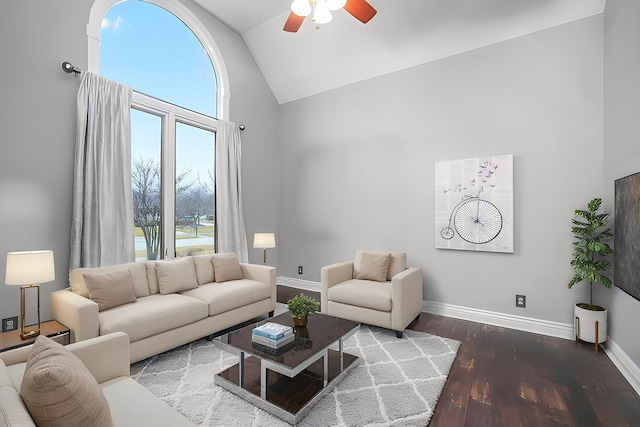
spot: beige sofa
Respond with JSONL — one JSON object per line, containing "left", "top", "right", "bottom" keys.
{"left": 51, "top": 254, "right": 276, "bottom": 363}
{"left": 0, "top": 332, "right": 194, "bottom": 426}
{"left": 321, "top": 250, "right": 423, "bottom": 338}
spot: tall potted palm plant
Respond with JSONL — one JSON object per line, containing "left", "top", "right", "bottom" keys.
{"left": 568, "top": 198, "right": 614, "bottom": 348}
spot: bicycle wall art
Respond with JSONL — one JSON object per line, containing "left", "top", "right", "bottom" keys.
{"left": 435, "top": 154, "right": 514, "bottom": 253}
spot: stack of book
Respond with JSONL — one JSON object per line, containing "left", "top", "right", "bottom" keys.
{"left": 252, "top": 322, "right": 294, "bottom": 352}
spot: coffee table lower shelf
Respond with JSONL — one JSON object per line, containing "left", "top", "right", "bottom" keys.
{"left": 214, "top": 349, "right": 359, "bottom": 425}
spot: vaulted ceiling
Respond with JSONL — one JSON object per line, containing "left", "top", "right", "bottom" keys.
{"left": 192, "top": 0, "right": 605, "bottom": 104}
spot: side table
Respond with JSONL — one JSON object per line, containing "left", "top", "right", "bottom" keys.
{"left": 0, "top": 320, "right": 70, "bottom": 353}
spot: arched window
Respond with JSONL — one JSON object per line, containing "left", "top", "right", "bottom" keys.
{"left": 88, "top": 0, "right": 229, "bottom": 260}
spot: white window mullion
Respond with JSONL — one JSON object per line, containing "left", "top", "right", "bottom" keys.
{"left": 162, "top": 112, "right": 177, "bottom": 259}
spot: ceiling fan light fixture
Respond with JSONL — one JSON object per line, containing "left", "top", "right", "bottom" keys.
{"left": 326, "top": 0, "right": 347, "bottom": 11}
{"left": 313, "top": 0, "right": 332, "bottom": 24}
{"left": 291, "top": 0, "right": 311, "bottom": 17}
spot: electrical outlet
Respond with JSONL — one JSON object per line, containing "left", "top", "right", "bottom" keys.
{"left": 516, "top": 295, "right": 526, "bottom": 308}
{"left": 2, "top": 316, "right": 18, "bottom": 332}
{"left": 298, "top": 266, "right": 303, "bottom": 275}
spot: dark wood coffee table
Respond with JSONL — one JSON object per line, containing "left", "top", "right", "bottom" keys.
{"left": 213, "top": 311, "right": 360, "bottom": 424}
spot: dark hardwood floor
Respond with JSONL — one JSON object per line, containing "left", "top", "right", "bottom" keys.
{"left": 277, "top": 286, "right": 640, "bottom": 427}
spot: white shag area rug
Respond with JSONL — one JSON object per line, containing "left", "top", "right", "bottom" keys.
{"left": 131, "top": 323, "right": 460, "bottom": 426}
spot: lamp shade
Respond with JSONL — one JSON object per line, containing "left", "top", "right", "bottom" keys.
{"left": 253, "top": 233, "right": 276, "bottom": 249}
{"left": 5, "top": 250, "right": 55, "bottom": 286}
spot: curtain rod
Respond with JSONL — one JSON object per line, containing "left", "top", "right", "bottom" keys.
{"left": 61, "top": 61, "right": 245, "bottom": 130}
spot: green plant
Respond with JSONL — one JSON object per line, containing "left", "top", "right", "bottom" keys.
{"left": 567, "top": 198, "right": 614, "bottom": 309}
{"left": 286, "top": 293, "right": 320, "bottom": 318}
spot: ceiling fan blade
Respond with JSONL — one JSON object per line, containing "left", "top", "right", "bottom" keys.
{"left": 344, "top": 0, "right": 377, "bottom": 24}
{"left": 283, "top": 12, "right": 306, "bottom": 32}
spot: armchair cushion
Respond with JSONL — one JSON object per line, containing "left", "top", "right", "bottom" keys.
{"left": 328, "top": 280, "right": 392, "bottom": 312}
{"left": 20, "top": 336, "right": 112, "bottom": 427}
{"left": 355, "top": 252, "right": 391, "bottom": 282}
{"left": 354, "top": 250, "right": 406, "bottom": 280}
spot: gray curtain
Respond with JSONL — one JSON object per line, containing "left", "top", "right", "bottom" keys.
{"left": 216, "top": 120, "right": 248, "bottom": 262}
{"left": 70, "top": 72, "right": 135, "bottom": 269}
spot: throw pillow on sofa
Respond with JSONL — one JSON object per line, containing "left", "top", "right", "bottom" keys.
{"left": 155, "top": 257, "right": 199, "bottom": 294}
{"left": 83, "top": 269, "right": 137, "bottom": 311}
{"left": 356, "top": 252, "right": 392, "bottom": 282}
{"left": 20, "top": 336, "right": 113, "bottom": 427}
{"left": 212, "top": 253, "right": 243, "bottom": 282}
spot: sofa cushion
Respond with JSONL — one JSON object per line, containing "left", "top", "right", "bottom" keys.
{"left": 0, "top": 387, "right": 36, "bottom": 427}
{"left": 100, "top": 377, "right": 195, "bottom": 427}
{"left": 181, "top": 279, "right": 272, "bottom": 316}
{"left": 70, "top": 261, "right": 149, "bottom": 298}
{"left": 192, "top": 255, "right": 215, "bottom": 285}
{"left": 328, "top": 279, "right": 392, "bottom": 312}
{"left": 144, "top": 261, "right": 159, "bottom": 295}
{"left": 155, "top": 258, "right": 198, "bottom": 294}
{"left": 354, "top": 250, "right": 407, "bottom": 281}
{"left": 356, "top": 252, "right": 391, "bottom": 282}
{"left": 212, "top": 253, "right": 242, "bottom": 283}
{"left": 83, "top": 269, "right": 137, "bottom": 311}
{"left": 20, "top": 336, "right": 112, "bottom": 427}
{"left": 98, "top": 294, "right": 208, "bottom": 342}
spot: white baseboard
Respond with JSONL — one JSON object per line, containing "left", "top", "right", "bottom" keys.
{"left": 277, "top": 276, "right": 640, "bottom": 395}
{"left": 422, "top": 300, "right": 576, "bottom": 340}
{"left": 277, "top": 276, "right": 322, "bottom": 293}
{"left": 602, "top": 338, "right": 640, "bottom": 396}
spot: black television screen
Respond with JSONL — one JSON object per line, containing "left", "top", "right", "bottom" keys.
{"left": 614, "top": 171, "right": 640, "bottom": 302}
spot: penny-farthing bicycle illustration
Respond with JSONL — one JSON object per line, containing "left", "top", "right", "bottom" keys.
{"left": 440, "top": 196, "right": 503, "bottom": 244}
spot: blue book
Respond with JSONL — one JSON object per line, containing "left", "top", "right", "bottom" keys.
{"left": 252, "top": 322, "right": 293, "bottom": 340}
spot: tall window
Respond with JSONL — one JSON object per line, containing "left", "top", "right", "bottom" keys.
{"left": 99, "top": 0, "right": 218, "bottom": 260}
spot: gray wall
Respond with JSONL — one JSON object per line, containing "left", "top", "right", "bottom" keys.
{"left": 0, "top": 0, "right": 280, "bottom": 323}
{"left": 278, "top": 15, "right": 604, "bottom": 325}
{"left": 602, "top": 0, "right": 640, "bottom": 367}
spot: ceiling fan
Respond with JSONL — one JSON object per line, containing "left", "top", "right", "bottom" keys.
{"left": 283, "top": 0, "right": 377, "bottom": 32}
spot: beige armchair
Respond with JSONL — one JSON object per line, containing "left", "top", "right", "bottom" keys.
{"left": 321, "top": 250, "right": 423, "bottom": 338}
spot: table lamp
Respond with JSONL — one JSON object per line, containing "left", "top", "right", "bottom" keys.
{"left": 5, "top": 250, "right": 55, "bottom": 340}
{"left": 253, "top": 233, "right": 275, "bottom": 265}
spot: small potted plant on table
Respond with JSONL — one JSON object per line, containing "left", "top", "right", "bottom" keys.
{"left": 568, "top": 198, "right": 614, "bottom": 352}
{"left": 286, "top": 293, "right": 320, "bottom": 327}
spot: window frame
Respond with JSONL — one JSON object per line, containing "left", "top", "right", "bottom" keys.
{"left": 132, "top": 92, "right": 219, "bottom": 258}
{"left": 87, "top": 0, "right": 230, "bottom": 120}
{"left": 89, "top": 0, "right": 225, "bottom": 259}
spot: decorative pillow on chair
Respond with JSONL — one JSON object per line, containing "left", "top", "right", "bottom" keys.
{"left": 212, "top": 253, "right": 243, "bottom": 282}
{"left": 356, "top": 252, "right": 392, "bottom": 282}
{"left": 83, "top": 269, "right": 137, "bottom": 311}
{"left": 155, "top": 257, "right": 199, "bottom": 294}
{"left": 20, "top": 336, "right": 113, "bottom": 427}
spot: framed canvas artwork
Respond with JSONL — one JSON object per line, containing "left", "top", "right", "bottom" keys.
{"left": 435, "top": 154, "right": 514, "bottom": 253}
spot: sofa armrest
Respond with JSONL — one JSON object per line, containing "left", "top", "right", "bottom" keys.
{"left": 390, "top": 267, "right": 424, "bottom": 331}
{"left": 240, "top": 263, "right": 277, "bottom": 311}
{"left": 320, "top": 261, "right": 354, "bottom": 313}
{"left": 67, "top": 332, "right": 130, "bottom": 384}
{"left": 50, "top": 288, "right": 100, "bottom": 343}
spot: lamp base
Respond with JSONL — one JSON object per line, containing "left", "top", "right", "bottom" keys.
{"left": 20, "top": 328, "right": 40, "bottom": 340}
{"left": 19, "top": 284, "right": 41, "bottom": 340}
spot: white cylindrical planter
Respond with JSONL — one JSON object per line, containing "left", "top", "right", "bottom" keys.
{"left": 574, "top": 304, "right": 607, "bottom": 345}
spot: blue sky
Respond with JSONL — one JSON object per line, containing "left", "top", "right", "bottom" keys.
{"left": 100, "top": 0, "right": 216, "bottom": 187}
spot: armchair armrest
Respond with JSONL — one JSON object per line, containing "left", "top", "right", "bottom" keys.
{"left": 320, "top": 261, "right": 354, "bottom": 313}
{"left": 50, "top": 288, "right": 100, "bottom": 343}
{"left": 67, "top": 332, "right": 130, "bottom": 384}
{"left": 390, "top": 267, "right": 424, "bottom": 332}
{"left": 240, "top": 263, "right": 277, "bottom": 311}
